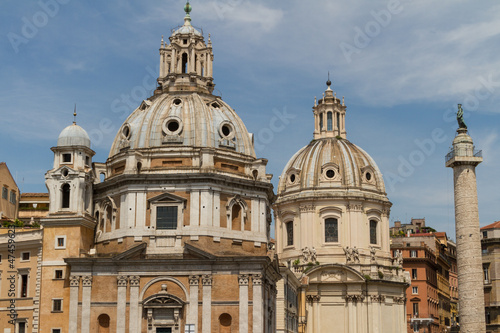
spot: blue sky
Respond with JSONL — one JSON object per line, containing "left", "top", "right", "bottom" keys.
{"left": 1, "top": 0, "right": 499, "bottom": 239}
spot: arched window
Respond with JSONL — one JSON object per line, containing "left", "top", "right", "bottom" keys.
{"left": 231, "top": 204, "right": 241, "bottom": 231}
{"left": 98, "top": 314, "right": 110, "bottom": 333}
{"left": 327, "top": 112, "right": 333, "bottom": 131}
{"left": 62, "top": 184, "right": 70, "bottom": 209}
{"left": 182, "top": 53, "right": 188, "bottom": 73}
{"left": 337, "top": 113, "right": 340, "bottom": 131}
{"left": 219, "top": 313, "right": 232, "bottom": 333}
{"left": 324, "top": 218, "right": 338, "bottom": 243}
{"left": 319, "top": 113, "right": 323, "bottom": 130}
{"left": 370, "top": 220, "right": 378, "bottom": 244}
{"left": 286, "top": 221, "right": 293, "bottom": 246}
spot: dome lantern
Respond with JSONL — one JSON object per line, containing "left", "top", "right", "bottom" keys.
{"left": 313, "top": 74, "right": 347, "bottom": 140}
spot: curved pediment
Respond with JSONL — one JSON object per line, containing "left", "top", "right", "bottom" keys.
{"left": 305, "top": 263, "right": 365, "bottom": 283}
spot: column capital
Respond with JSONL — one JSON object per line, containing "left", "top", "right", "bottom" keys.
{"left": 370, "top": 295, "right": 385, "bottom": 303}
{"left": 82, "top": 275, "right": 92, "bottom": 287}
{"left": 202, "top": 274, "right": 212, "bottom": 286}
{"left": 129, "top": 275, "right": 140, "bottom": 287}
{"left": 117, "top": 275, "right": 128, "bottom": 287}
{"left": 238, "top": 274, "right": 249, "bottom": 286}
{"left": 189, "top": 275, "right": 200, "bottom": 286}
{"left": 70, "top": 275, "right": 80, "bottom": 287}
{"left": 252, "top": 274, "right": 262, "bottom": 285}
{"left": 346, "top": 294, "right": 364, "bottom": 303}
{"left": 393, "top": 296, "right": 406, "bottom": 304}
{"left": 306, "top": 295, "right": 321, "bottom": 303}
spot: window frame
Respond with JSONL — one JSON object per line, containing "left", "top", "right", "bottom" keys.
{"left": 1, "top": 186, "right": 7, "bottom": 199}
{"left": 369, "top": 219, "right": 378, "bottom": 245}
{"left": 61, "top": 153, "right": 72, "bottom": 164}
{"left": 55, "top": 235, "right": 67, "bottom": 250}
{"left": 10, "top": 190, "right": 16, "bottom": 204}
{"left": 410, "top": 250, "right": 418, "bottom": 258}
{"left": 21, "top": 252, "right": 30, "bottom": 262}
{"left": 285, "top": 221, "right": 294, "bottom": 247}
{"left": 324, "top": 217, "right": 339, "bottom": 243}
{"left": 412, "top": 286, "right": 418, "bottom": 294}
{"left": 412, "top": 268, "right": 418, "bottom": 280}
{"left": 52, "top": 329, "right": 62, "bottom": 333}
{"left": 54, "top": 269, "right": 64, "bottom": 280}
{"left": 52, "top": 298, "right": 63, "bottom": 312}
{"left": 150, "top": 203, "right": 182, "bottom": 232}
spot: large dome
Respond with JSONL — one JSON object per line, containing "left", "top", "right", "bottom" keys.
{"left": 57, "top": 123, "right": 91, "bottom": 148}
{"left": 277, "top": 137, "right": 386, "bottom": 196}
{"left": 109, "top": 93, "right": 255, "bottom": 158}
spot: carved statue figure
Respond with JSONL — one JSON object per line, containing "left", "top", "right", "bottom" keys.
{"left": 457, "top": 104, "right": 467, "bottom": 129}
{"left": 343, "top": 246, "right": 353, "bottom": 263}
{"left": 310, "top": 247, "right": 317, "bottom": 262}
{"left": 370, "top": 246, "right": 376, "bottom": 261}
{"left": 394, "top": 249, "right": 403, "bottom": 267}
{"left": 352, "top": 246, "right": 360, "bottom": 263}
{"left": 302, "top": 247, "right": 310, "bottom": 263}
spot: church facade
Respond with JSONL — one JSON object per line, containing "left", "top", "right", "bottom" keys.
{"left": 0, "top": 3, "right": 409, "bottom": 333}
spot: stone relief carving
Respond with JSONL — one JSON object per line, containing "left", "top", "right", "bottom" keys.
{"left": 299, "top": 205, "right": 315, "bottom": 212}
{"left": 343, "top": 246, "right": 360, "bottom": 264}
{"left": 370, "top": 246, "right": 376, "bottom": 262}
{"left": 321, "top": 270, "right": 346, "bottom": 281}
{"left": 301, "top": 247, "right": 317, "bottom": 263}
{"left": 346, "top": 204, "right": 363, "bottom": 212}
{"left": 393, "top": 249, "right": 403, "bottom": 267}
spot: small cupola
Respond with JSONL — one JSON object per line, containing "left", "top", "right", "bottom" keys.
{"left": 313, "top": 74, "right": 347, "bottom": 139}
{"left": 156, "top": 1, "right": 215, "bottom": 94}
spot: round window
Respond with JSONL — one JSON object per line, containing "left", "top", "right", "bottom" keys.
{"left": 326, "top": 169, "right": 335, "bottom": 179}
{"left": 290, "top": 174, "right": 296, "bottom": 183}
{"left": 173, "top": 98, "right": 182, "bottom": 106}
{"left": 212, "top": 102, "right": 220, "bottom": 108}
{"left": 162, "top": 116, "right": 183, "bottom": 135}
{"left": 121, "top": 124, "right": 131, "bottom": 140}
{"left": 62, "top": 169, "right": 69, "bottom": 177}
{"left": 219, "top": 121, "right": 235, "bottom": 140}
{"left": 366, "top": 172, "right": 372, "bottom": 181}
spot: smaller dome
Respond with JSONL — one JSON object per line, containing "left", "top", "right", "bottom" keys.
{"left": 173, "top": 24, "right": 202, "bottom": 36}
{"left": 57, "top": 123, "right": 91, "bottom": 148}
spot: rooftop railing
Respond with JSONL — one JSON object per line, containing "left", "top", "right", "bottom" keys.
{"left": 445, "top": 148, "right": 482, "bottom": 163}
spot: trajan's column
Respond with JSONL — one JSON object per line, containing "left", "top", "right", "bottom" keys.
{"left": 445, "top": 104, "right": 486, "bottom": 333}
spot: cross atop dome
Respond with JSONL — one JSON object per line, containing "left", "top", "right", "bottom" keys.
{"left": 154, "top": 1, "right": 215, "bottom": 95}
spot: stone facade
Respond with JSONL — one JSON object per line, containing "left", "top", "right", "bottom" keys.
{"left": 0, "top": 162, "right": 19, "bottom": 221}
{"left": 481, "top": 221, "right": 500, "bottom": 333}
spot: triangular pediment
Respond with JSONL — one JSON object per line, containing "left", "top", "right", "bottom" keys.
{"left": 183, "top": 243, "right": 217, "bottom": 260}
{"left": 112, "top": 242, "right": 147, "bottom": 261}
{"left": 148, "top": 193, "right": 187, "bottom": 204}
{"left": 306, "top": 263, "right": 365, "bottom": 283}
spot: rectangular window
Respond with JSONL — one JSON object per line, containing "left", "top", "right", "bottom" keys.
{"left": 325, "top": 218, "right": 338, "bottom": 243}
{"left": 55, "top": 236, "right": 66, "bottom": 249}
{"left": 413, "top": 302, "right": 419, "bottom": 317}
{"left": 10, "top": 190, "right": 16, "bottom": 204}
{"left": 62, "top": 153, "right": 72, "bottom": 163}
{"left": 2, "top": 187, "right": 7, "bottom": 199}
{"left": 85, "top": 156, "right": 90, "bottom": 166}
{"left": 483, "top": 231, "right": 488, "bottom": 239}
{"left": 412, "top": 269, "right": 417, "bottom": 280}
{"left": 156, "top": 206, "right": 178, "bottom": 230}
{"left": 370, "top": 220, "right": 377, "bottom": 244}
{"left": 55, "top": 270, "right": 63, "bottom": 279}
{"left": 18, "top": 322, "right": 26, "bottom": 333}
{"left": 21, "top": 252, "right": 30, "bottom": 261}
{"left": 412, "top": 286, "right": 418, "bottom": 294}
{"left": 484, "top": 265, "right": 490, "bottom": 283}
{"left": 52, "top": 299, "right": 62, "bottom": 312}
{"left": 410, "top": 250, "right": 417, "bottom": 258}
{"left": 21, "top": 274, "right": 28, "bottom": 297}
{"left": 52, "top": 330, "right": 61, "bottom": 333}
{"left": 286, "top": 222, "right": 293, "bottom": 246}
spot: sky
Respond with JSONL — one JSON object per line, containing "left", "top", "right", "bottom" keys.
{"left": 1, "top": 0, "right": 499, "bottom": 240}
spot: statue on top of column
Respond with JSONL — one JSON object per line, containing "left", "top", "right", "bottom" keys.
{"left": 457, "top": 104, "right": 467, "bottom": 129}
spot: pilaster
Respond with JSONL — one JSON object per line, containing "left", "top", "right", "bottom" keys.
{"left": 239, "top": 274, "right": 249, "bottom": 333}
{"left": 69, "top": 275, "right": 80, "bottom": 332}
{"left": 202, "top": 274, "right": 212, "bottom": 332}
{"left": 81, "top": 275, "right": 92, "bottom": 333}
{"left": 188, "top": 275, "right": 200, "bottom": 331}
{"left": 129, "top": 276, "right": 140, "bottom": 333}
{"left": 252, "top": 274, "right": 263, "bottom": 333}
{"left": 117, "top": 275, "right": 128, "bottom": 333}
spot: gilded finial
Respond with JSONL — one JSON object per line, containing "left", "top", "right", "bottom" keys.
{"left": 342, "top": 96, "right": 345, "bottom": 106}
{"left": 314, "top": 96, "right": 317, "bottom": 106}
{"left": 161, "top": 35, "right": 164, "bottom": 47}
{"left": 73, "top": 104, "right": 77, "bottom": 124}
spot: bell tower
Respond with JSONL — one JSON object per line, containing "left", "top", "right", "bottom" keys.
{"left": 313, "top": 75, "right": 347, "bottom": 140}
{"left": 156, "top": 1, "right": 215, "bottom": 94}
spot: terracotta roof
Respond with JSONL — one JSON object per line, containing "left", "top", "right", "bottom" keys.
{"left": 481, "top": 221, "right": 500, "bottom": 230}
{"left": 410, "top": 233, "right": 433, "bottom": 237}
{"left": 21, "top": 193, "right": 49, "bottom": 197}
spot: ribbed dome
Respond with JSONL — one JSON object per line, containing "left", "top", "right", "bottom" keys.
{"left": 278, "top": 137, "right": 386, "bottom": 195}
{"left": 57, "top": 123, "right": 91, "bottom": 148}
{"left": 109, "top": 93, "right": 255, "bottom": 158}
